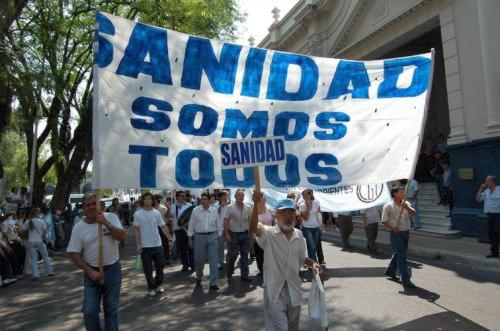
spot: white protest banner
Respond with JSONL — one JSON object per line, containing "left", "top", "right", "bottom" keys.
{"left": 92, "top": 12, "right": 433, "bottom": 190}
{"left": 220, "top": 137, "right": 286, "bottom": 169}
{"left": 232, "top": 183, "right": 391, "bottom": 213}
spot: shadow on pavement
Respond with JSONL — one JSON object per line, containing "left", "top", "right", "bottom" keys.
{"left": 384, "top": 311, "right": 488, "bottom": 331}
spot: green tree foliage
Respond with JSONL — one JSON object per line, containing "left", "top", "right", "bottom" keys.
{"left": 2, "top": 0, "right": 245, "bottom": 209}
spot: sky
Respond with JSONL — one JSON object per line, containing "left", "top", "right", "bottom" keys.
{"left": 235, "top": 0, "right": 299, "bottom": 46}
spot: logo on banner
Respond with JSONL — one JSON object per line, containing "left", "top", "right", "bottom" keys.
{"left": 356, "top": 184, "right": 384, "bottom": 203}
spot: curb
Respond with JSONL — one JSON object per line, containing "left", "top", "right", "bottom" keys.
{"left": 321, "top": 231, "right": 500, "bottom": 273}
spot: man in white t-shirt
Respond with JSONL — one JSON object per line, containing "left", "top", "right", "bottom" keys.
{"left": 382, "top": 186, "right": 416, "bottom": 290}
{"left": 134, "top": 192, "right": 172, "bottom": 297}
{"left": 361, "top": 206, "right": 382, "bottom": 254}
{"left": 67, "top": 193, "right": 126, "bottom": 331}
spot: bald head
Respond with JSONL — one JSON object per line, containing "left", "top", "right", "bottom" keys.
{"left": 486, "top": 176, "right": 497, "bottom": 189}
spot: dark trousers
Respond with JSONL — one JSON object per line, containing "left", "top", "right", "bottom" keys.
{"left": 254, "top": 242, "right": 264, "bottom": 273}
{"left": 488, "top": 213, "right": 500, "bottom": 256}
{"left": 365, "top": 223, "right": 379, "bottom": 253}
{"left": 83, "top": 261, "right": 121, "bottom": 331}
{"left": 141, "top": 246, "right": 164, "bottom": 290}
{"left": 175, "top": 229, "right": 194, "bottom": 269}
{"left": 337, "top": 216, "right": 353, "bottom": 248}
{"left": 317, "top": 231, "right": 325, "bottom": 263}
{"left": 0, "top": 247, "right": 15, "bottom": 279}
{"left": 227, "top": 231, "right": 250, "bottom": 278}
{"left": 386, "top": 231, "right": 410, "bottom": 283}
{"left": 0, "top": 244, "right": 20, "bottom": 276}
{"left": 158, "top": 227, "right": 170, "bottom": 263}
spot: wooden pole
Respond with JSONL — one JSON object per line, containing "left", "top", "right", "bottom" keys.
{"left": 96, "top": 189, "right": 104, "bottom": 279}
{"left": 253, "top": 166, "right": 260, "bottom": 193}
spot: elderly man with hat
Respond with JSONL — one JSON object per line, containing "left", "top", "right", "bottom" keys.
{"left": 250, "top": 192, "right": 322, "bottom": 331}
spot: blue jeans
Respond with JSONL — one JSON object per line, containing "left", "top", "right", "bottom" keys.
{"left": 386, "top": 231, "right": 410, "bottom": 282}
{"left": 407, "top": 199, "right": 420, "bottom": 228}
{"left": 227, "top": 231, "right": 250, "bottom": 278}
{"left": 193, "top": 233, "right": 219, "bottom": 286}
{"left": 29, "top": 241, "right": 53, "bottom": 278}
{"left": 302, "top": 227, "right": 320, "bottom": 262}
{"left": 83, "top": 261, "right": 121, "bottom": 331}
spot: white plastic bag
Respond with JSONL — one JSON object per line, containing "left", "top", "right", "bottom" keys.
{"left": 308, "top": 272, "right": 328, "bottom": 328}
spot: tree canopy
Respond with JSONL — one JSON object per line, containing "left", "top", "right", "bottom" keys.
{"left": 1, "top": 0, "right": 245, "bottom": 209}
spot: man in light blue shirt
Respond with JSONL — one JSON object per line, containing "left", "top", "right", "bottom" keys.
{"left": 476, "top": 176, "right": 500, "bottom": 258}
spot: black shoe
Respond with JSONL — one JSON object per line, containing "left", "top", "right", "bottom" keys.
{"left": 209, "top": 285, "right": 220, "bottom": 291}
{"left": 241, "top": 277, "right": 252, "bottom": 283}
{"left": 486, "top": 254, "right": 499, "bottom": 258}
{"left": 384, "top": 271, "right": 398, "bottom": 281}
{"left": 181, "top": 266, "right": 189, "bottom": 272}
{"left": 403, "top": 280, "right": 417, "bottom": 289}
{"left": 195, "top": 279, "right": 202, "bottom": 287}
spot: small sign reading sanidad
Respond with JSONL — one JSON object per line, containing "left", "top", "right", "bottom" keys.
{"left": 220, "top": 137, "right": 286, "bottom": 169}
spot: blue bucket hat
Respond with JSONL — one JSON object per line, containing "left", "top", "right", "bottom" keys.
{"left": 275, "top": 198, "right": 296, "bottom": 210}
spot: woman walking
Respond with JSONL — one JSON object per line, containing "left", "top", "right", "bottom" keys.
{"left": 23, "top": 208, "right": 55, "bottom": 281}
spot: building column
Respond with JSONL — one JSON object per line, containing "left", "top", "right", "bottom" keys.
{"left": 440, "top": 4, "right": 466, "bottom": 144}
{"left": 477, "top": 0, "right": 500, "bottom": 135}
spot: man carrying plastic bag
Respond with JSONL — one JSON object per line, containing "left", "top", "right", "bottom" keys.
{"left": 250, "top": 191, "right": 322, "bottom": 331}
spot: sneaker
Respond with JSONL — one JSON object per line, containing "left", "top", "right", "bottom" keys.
{"left": 240, "top": 277, "right": 252, "bottom": 283}
{"left": 148, "top": 290, "right": 157, "bottom": 297}
{"left": 156, "top": 287, "right": 165, "bottom": 293}
{"left": 181, "top": 266, "right": 189, "bottom": 272}
{"left": 4, "top": 278, "right": 17, "bottom": 284}
{"left": 403, "top": 280, "right": 417, "bottom": 289}
{"left": 209, "top": 285, "right": 220, "bottom": 291}
{"left": 47, "top": 273, "right": 56, "bottom": 277}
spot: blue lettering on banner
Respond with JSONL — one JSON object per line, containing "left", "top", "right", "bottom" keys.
{"left": 378, "top": 56, "right": 431, "bottom": 98}
{"left": 264, "top": 154, "right": 300, "bottom": 187}
{"left": 241, "top": 48, "right": 267, "bottom": 98}
{"left": 176, "top": 150, "right": 214, "bottom": 187}
{"left": 128, "top": 145, "right": 169, "bottom": 188}
{"left": 220, "top": 138, "right": 285, "bottom": 168}
{"left": 181, "top": 37, "right": 242, "bottom": 94}
{"left": 221, "top": 168, "right": 255, "bottom": 187}
{"left": 130, "top": 97, "right": 172, "bottom": 131}
{"left": 325, "top": 60, "right": 370, "bottom": 99}
{"left": 273, "top": 112, "right": 309, "bottom": 141}
{"left": 178, "top": 104, "right": 218, "bottom": 136}
{"left": 95, "top": 13, "right": 115, "bottom": 68}
{"left": 305, "top": 153, "right": 342, "bottom": 186}
{"left": 266, "top": 53, "right": 319, "bottom": 101}
{"left": 314, "top": 112, "right": 350, "bottom": 140}
{"left": 222, "top": 109, "right": 268, "bottom": 138}
{"left": 116, "top": 23, "right": 172, "bottom": 85}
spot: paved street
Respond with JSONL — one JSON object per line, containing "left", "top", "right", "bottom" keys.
{"left": 1, "top": 231, "right": 499, "bottom": 331}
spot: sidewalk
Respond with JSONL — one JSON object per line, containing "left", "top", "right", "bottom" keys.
{"left": 321, "top": 219, "right": 500, "bottom": 272}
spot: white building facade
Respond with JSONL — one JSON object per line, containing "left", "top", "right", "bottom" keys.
{"left": 259, "top": 0, "right": 500, "bottom": 238}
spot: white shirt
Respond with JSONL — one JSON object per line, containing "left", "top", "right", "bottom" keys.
{"left": 479, "top": 186, "right": 500, "bottom": 214}
{"left": 215, "top": 202, "right": 229, "bottom": 230}
{"left": 74, "top": 215, "right": 84, "bottom": 225}
{"left": 172, "top": 202, "right": 192, "bottom": 231}
{"left": 134, "top": 208, "right": 165, "bottom": 248}
{"left": 362, "top": 206, "right": 382, "bottom": 224}
{"left": 299, "top": 200, "right": 321, "bottom": 228}
{"left": 67, "top": 212, "right": 123, "bottom": 267}
{"left": 382, "top": 200, "right": 413, "bottom": 231}
{"left": 187, "top": 205, "right": 221, "bottom": 236}
{"left": 22, "top": 218, "right": 47, "bottom": 242}
{"left": 256, "top": 224, "right": 306, "bottom": 307}
{"left": 4, "top": 192, "right": 19, "bottom": 213}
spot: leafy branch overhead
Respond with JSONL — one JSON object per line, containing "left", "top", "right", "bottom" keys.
{"left": 0, "top": 0, "right": 245, "bottom": 208}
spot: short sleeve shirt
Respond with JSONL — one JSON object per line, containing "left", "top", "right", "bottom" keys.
{"left": 256, "top": 224, "right": 306, "bottom": 307}
{"left": 225, "top": 203, "right": 252, "bottom": 232}
{"left": 382, "top": 200, "right": 412, "bottom": 231}
{"left": 406, "top": 180, "right": 419, "bottom": 200}
{"left": 134, "top": 209, "right": 165, "bottom": 248}
{"left": 22, "top": 218, "right": 47, "bottom": 242}
{"left": 362, "top": 206, "right": 382, "bottom": 224}
{"left": 479, "top": 186, "right": 500, "bottom": 213}
{"left": 298, "top": 201, "right": 321, "bottom": 228}
{"left": 67, "top": 212, "right": 123, "bottom": 267}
